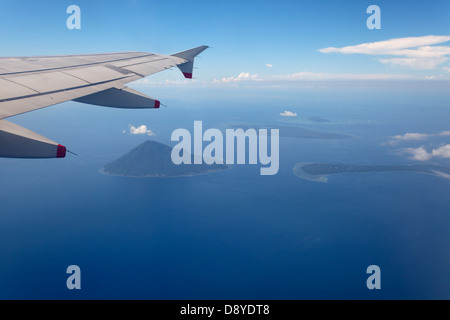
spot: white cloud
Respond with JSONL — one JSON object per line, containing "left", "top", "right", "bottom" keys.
{"left": 392, "top": 131, "right": 450, "bottom": 162}
{"left": 319, "top": 35, "right": 450, "bottom": 69}
{"left": 401, "top": 146, "right": 433, "bottom": 161}
{"left": 444, "top": 67, "right": 450, "bottom": 72}
{"left": 387, "top": 131, "right": 450, "bottom": 145}
{"left": 400, "top": 144, "right": 450, "bottom": 161}
{"left": 319, "top": 35, "right": 450, "bottom": 55}
{"left": 266, "top": 63, "right": 273, "bottom": 68}
{"left": 280, "top": 111, "right": 297, "bottom": 117}
{"left": 128, "top": 125, "right": 155, "bottom": 136}
{"left": 431, "top": 144, "right": 450, "bottom": 158}
{"left": 215, "top": 72, "right": 260, "bottom": 83}
{"left": 393, "top": 132, "right": 431, "bottom": 141}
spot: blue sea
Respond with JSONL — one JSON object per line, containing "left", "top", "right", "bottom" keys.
{"left": 1, "top": 83, "right": 449, "bottom": 299}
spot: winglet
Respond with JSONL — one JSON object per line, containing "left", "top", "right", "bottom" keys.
{"left": 171, "top": 45, "right": 209, "bottom": 79}
{"left": 172, "top": 45, "right": 209, "bottom": 61}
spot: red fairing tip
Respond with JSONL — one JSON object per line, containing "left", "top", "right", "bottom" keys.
{"left": 155, "top": 100, "right": 160, "bottom": 109}
{"left": 57, "top": 144, "right": 66, "bottom": 158}
{"left": 183, "top": 72, "right": 193, "bottom": 79}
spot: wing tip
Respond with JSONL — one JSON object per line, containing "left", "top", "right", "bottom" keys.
{"left": 57, "top": 144, "right": 66, "bottom": 158}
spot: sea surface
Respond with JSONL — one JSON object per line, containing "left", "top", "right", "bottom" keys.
{"left": 1, "top": 84, "right": 449, "bottom": 299}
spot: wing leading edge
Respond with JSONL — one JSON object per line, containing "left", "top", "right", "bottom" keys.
{"left": 0, "top": 45, "right": 208, "bottom": 158}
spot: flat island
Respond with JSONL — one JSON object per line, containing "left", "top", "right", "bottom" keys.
{"left": 294, "top": 162, "right": 450, "bottom": 183}
{"left": 228, "top": 125, "right": 350, "bottom": 140}
{"left": 101, "top": 140, "right": 228, "bottom": 178}
{"left": 309, "top": 116, "right": 332, "bottom": 123}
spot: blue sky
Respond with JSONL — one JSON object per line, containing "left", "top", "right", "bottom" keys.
{"left": 0, "top": 0, "right": 449, "bottom": 84}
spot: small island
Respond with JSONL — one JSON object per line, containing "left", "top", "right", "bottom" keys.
{"left": 293, "top": 162, "right": 450, "bottom": 183}
{"left": 309, "top": 116, "right": 332, "bottom": 123}
{"left": 101, "top": 140, "right": 228, "bottom": 178}
{"left": 228, "top": 124, "right": 350, "bottom": 140}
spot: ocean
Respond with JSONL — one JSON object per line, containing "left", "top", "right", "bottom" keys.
{"left": 0, "top": 84, "right": 449, "bottom": 299}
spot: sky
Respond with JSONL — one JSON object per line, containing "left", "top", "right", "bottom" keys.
{"left": 0, "top": 0, "right": 449, "bottom": 86}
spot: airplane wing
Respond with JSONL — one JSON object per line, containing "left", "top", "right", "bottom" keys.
{"left": 0, "top": 45, "right": 208, "bottom": 159}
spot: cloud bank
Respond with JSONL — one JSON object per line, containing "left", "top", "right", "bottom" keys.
{"left": 401, "top": 144, "right": 450, "bottom": 161}
{"left": 215, "top": 72, "right": 260, "bottom": 83}
{"left": 213, "top": 71, "right": 414, "bottom": 84}
{"left": 319, "top": 35, "right": 450, "bottom": 69}
{"left": 387, "top": 131, "right": 450, "bottom": 146}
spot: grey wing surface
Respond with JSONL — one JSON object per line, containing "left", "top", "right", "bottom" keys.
{"left": 0, "top": 45, "right": 208, "bottom": 158}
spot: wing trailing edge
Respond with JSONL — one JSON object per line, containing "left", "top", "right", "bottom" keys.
{"left": 73, "top": 86, "right": 160, "bottom": 109}
{"left": 0, "top": 120, "right": 65, "bottom": 158}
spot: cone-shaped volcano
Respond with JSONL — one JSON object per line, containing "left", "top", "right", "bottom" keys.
{"left": 102, "top": 140, "right": 227, "bottom": 177}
